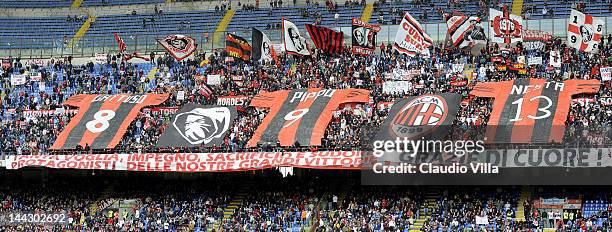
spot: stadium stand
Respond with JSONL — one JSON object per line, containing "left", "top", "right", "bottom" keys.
{"left": 0, "top": 0, "right": 611, "bottom": 231}
{"left": 0, "top": 0, "right": 609, "bottom": 50}
{"left": 0, "top": 0, "right": 164, "bottom": 8}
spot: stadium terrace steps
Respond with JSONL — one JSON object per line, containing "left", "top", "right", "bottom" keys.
{"left": 88, "top": 183, "right": 117, "bottom": 217}
{"left": 212, "top": 9, "right": 236, "bottom": 45}
{"left": 514, "top": 186, "right": 533, "bottom": 222}
{"left": 410, "top": 190, "right": 440, "bottom": 231}
{"left": 147, "top": 67, "right": 159, "bottom": 81}
{"left": 511, "top": 0, "right": 524, "bottom": 16}
{"left": 71, "top": 0, "right": 84, "bottom": 9}
{"left": 68, "top": 14, "right": 96, "bottom": 49}
{"left": 360, "top": 3, "right": 374, "bottom": 23}
{"left": 207, "top": 181, "right": 254, "bottom": 231}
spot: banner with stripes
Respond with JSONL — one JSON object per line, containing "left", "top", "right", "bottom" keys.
{"left": 445, "top": 12, "right": 486, "bottom": 48}
{"left": 113, "top": 32, "right": 126, "bottom": 53}
{"left": 305, "top": 24, "right": 344, "bottom": 54}
{"left": 226, "top": 33, "right": 252, "bottom": 60}
{"left": 392, "top": 12, "right": 432, "bottom": 56}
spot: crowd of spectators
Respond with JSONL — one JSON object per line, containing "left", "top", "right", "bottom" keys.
{"left": 2, "top": 173, "right": 612, "bottom": 231}
{"left": 0, "top": 32, "right": 611, "bottom": 155}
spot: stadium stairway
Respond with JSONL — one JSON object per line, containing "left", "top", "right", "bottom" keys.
{"left": 70, "top": 0, "right": 83, "bottom": 8}
{"left": 511, "top": 0, "right": 523, "bottom": 16}
{"left": 87, "top": 182, "right": 117, "bottom": 217}
{"left": 514, "top": 186, "right": 533, "bottom": 222}
{"left": 360, "top": 3, "right": 374, "bottom": 23}
{"left": 409, "top": 189, "right": 440, "bottom": 232}
{"left": 146, "top": 67, "right": 159, "bottom": 81}
{"left": 212, "top": 9, "right": 236, "bottom": 45}
{"left": 68, "top": 14, "right": 97, "bottom": 49}
{"left": 207, "top": 181, "right": 255, "bottom": 231}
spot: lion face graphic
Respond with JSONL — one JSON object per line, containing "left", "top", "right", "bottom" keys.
{"left": 173, "top": 107, "right": 231, "bottom": 145}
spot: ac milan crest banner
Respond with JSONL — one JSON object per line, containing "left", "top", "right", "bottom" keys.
{"left": 157, "top": 35, "right": 198, "bottom": 61}
{"left": 157, "top": 104, "right": 237, "bottom": 148}
{"left": 375, "top": 93, "right": 461, "bottom": 141}
{"left": 305, "top": 24, "right": 344, "bottom": 54}
{"left": 226, "top": 33, "right": 252, "bottom": 60}
{"left": 445, "top": 13, "right": 487, "bottom": 48}
{"left": 567, "top": 10, "right": 604, "bottom": 53}
{"left": 489, "top": 8, "right": 523, "bottom": 44}
{"left": 283, "top": 19, "right": 311, "bottom": 56}
{"left": 393, "top": 12, "right": 432, "bottom": 56}
{"left": 351, "top": 18, "right": 380, "bottom": 55}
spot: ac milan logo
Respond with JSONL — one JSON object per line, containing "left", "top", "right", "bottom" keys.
{"left": 491, "top": 9, "right": 522, "bottom": 43}
{"left": 390, "top": 95, "right": 448, "bottom": 139}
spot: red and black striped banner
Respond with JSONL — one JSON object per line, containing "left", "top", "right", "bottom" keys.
{"left": 226, "top": 33, "right": 252, "bottom": 60}
{"left": 305, "top": 24, "right": 344, "bottom": 54}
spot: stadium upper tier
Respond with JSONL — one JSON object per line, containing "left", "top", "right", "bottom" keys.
{"left": 0, "top": 0, "right": 610, "bottom": 50}
{"left": 0, "top": 0, "right": 164, "bottom": 8}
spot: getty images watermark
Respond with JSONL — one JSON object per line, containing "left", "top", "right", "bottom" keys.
{"left": 369, "top": 137, "right": 498, "bottom": 174}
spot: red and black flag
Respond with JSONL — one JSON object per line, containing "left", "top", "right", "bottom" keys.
{"left": 199, "top": 84, "right": 214, "bottom": 99}
{"left": 470, "top": 78, "right": 600, "bottom": 143}
{"left": 226, "top": 33, "right": 252, "bottom": 60}
{"left": 51, "top": 94, "right": 169, "bottom": 150}
{"left": 113, "top": 32, "right": 126, "bottom": 53}
{"left": 305, "top": 24, "right": 344, "bottom": 54}
{"left": 247, "top": 88, "right": 370, "bottom": 147}
{"left": 375, "top": 93, "right": 461, "bottom": 141}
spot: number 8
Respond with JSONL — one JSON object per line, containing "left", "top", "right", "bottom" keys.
{"left": 86, "top": 110, "right": 116, "bottom": 133}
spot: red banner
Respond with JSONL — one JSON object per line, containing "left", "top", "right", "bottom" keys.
{"left": 450, "top": 80, "right": 468, "bottom": 87}
{"left": 491, "top": 56, "right": 503, "bottom": 62}
{"left": 5, "top": 151, "right": 363, "bottom": 172}
{"left": 522, "top": 29, "right": 552, "bottom": 41}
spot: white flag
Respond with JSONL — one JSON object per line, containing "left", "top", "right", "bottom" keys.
{"left": 392, "top": 12, "right": 432, "bottom": 56}
{"left": 489, "top": 8, "right": 523, "bottom": 44}
{"left": 283, "top": 19, "right": 310, "bottom": 56}
{"left": 567, "top": 10, "right": 604, "bottom": 53}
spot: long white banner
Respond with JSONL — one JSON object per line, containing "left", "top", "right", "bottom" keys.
{"left": 4, "top": 151, "right": 363, "bottom": 172}
{"left": 5, "top": 148, "right": 612, "bottom": 172}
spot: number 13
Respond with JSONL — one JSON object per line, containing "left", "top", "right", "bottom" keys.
{"left": 510, "top": 96, "right": 552, "bottom": 122}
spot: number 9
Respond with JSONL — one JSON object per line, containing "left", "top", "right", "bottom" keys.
{"left": 283, "top": 109, "right": 309, "bottom": 128}
{"left": 570, "top": 35, "right": 577, "bottom": 43}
